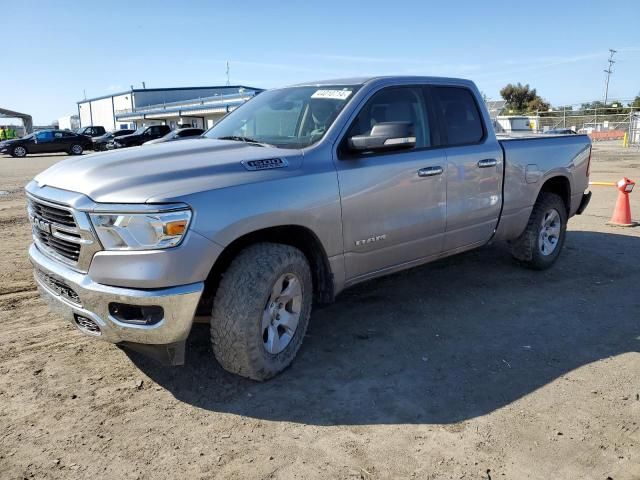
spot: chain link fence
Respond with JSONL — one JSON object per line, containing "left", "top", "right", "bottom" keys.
{"left": 490, "top": 101, "right": 640, "bottom": 145}
{"left": 536, "top": 106, "right": 637, "bottom": 135}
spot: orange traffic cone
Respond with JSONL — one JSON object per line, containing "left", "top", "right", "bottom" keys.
{"left": 607, "top": 177, "right": 637, "bottom": 227}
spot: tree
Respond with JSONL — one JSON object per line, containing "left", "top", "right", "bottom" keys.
{"left": 500, "top": 83, "right": 550, "bottom": 113}
{"left": 630, "top": 94, "right": 640, "bottom": 108}
{"left": 581, "top": 100, "right": 626, "bottom": 114}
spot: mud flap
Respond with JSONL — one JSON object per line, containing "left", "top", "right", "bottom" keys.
{"left": 576, "top": 191, "right": 592, "bottom": 215}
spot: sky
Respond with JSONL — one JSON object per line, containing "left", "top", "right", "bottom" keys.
{"left": 2, "top": 0, "right": 639, "bottom": 124}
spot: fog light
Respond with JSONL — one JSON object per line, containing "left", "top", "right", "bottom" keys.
{"left": 108, "top": 303, "right": 164, "bottom": 325}
{"left": 74, "top": 314, "right": 101, "bottom": 335}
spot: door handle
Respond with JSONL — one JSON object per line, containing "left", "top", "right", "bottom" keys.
{"left": 477, "top": 158, "right": 497, "bottom": 168}
{"left": 418, "top": 166, "right": 443, "bottom": 177}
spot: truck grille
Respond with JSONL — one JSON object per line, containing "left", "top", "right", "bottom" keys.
{"left": 28, "top": 197, "right": 83, "bottom": 265}
{"left": 33, "top": 229, "right": 81, "bottom": 262}
{"left": 36, "top": 269, "right": 82, "bottom": 306}
{"left": 27, "top": 190, "right": 101, "bottom": 273}
{"left": 29, "top": 200, "right": 77, "bottom": 228}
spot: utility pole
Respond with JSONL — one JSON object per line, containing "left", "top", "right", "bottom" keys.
{"left": 603, "top": 48, "right": 616, "bottom": 105}
{"left": 225, "top": 61, "right": 230, "bottom": 86}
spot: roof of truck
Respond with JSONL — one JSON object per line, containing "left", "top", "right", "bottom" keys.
{"left": 290, "top": 76, "right": 473, "bottom": 87}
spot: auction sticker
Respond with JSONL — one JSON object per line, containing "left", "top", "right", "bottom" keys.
{"left": 311, "top": 89, "right": 353, "bottom": 100}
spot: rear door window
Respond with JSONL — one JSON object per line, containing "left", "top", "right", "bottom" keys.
{"left": 433, "top": 87, "right": 484, "bottom": 146}
{"left": 35, "top": 131, "right": 53, "bottom": 142}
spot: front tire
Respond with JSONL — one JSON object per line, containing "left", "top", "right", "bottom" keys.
{"left": 69, "top": 144, "right": 83, "bottom": 155}
{"left": 210, "top": 243, "right": 313, "bottom": 381}
{"left": 11, "top": 146, "right": 27, "bottom": 157}
{"left": 510, "top": 192, "right": 567, "bottom": 270}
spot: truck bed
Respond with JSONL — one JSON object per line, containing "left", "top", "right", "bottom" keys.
{"left": 493, "top": 133, "right": 591, "bottom": 241}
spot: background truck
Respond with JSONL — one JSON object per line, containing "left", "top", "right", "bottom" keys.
{"left": 26, "top": 76, "right": 591, "bottom": 380}
{"left": 75, "top": 126, "right": 106, "bottom": 137}
{"left": 112, "top": 124, "right": 171, "bottom": 148}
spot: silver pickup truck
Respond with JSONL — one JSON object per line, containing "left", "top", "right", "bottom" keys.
{"left": 26, "top": 76, "right": 592, "bottom": 380}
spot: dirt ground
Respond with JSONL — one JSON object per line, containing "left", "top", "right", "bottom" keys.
{"left": 0, "top": 143, "right": 639, "bottom": 480}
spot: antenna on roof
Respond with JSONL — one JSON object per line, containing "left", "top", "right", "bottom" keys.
{"left": 142, "top": 81, "right": 146, "bottom": 89}
{"left": 226, "top": 61, "right": 230, "bottom": 86}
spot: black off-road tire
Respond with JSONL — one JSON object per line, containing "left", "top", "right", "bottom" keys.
{"left": 210, "top": 243, "right": 313, "bottom": 381}
{"left": 510, "top": 192, "right": 568, "bottom": 270}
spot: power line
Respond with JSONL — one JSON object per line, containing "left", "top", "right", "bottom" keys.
{"left": 603, "top": 48, "right": 617, "bottom": 105}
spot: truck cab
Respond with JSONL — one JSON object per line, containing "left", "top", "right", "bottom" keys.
{"left": 76, "top": 126, "right": 106, "bottom": 137}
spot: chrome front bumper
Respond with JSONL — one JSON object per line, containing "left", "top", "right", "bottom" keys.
{"left": 29, "top": 243, "right": 204, "bottom": 346}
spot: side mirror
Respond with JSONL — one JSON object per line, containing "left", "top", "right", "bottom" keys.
{"left": 348, "top": 122, "right": 416, "bottom": 153}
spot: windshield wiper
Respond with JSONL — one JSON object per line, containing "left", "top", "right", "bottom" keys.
{"left": 216, "top": 135, "right": 272, "bottom": 147}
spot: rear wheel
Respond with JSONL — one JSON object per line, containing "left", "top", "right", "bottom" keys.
{"left": 11, "top": 146, "right": 27, "bottom": 157}
{"left": 69, "top": 144, "right": 83, "bottom": 155}
{"left": 210, "top": 243, "right": 313, "bottom": 380}
{"left": 510, "top": 192, "right": 567, "bottom": 270}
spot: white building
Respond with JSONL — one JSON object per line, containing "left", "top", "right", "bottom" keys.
{"left": 495, "top": 115, "right": 540, "bottom": 133}
{"left": 58, "top": 114, "right": 80, "bottom": 131}
{"left": 631, "top": 113, "right": 640, "bottom": 144}
{"left": 77, "top": 86, "right": 262, "bottom": 131}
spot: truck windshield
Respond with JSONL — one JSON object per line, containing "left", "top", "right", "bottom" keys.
{"left": 204, "top": 85, "right": 359, "bottom": 149}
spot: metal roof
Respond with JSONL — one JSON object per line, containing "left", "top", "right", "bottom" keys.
{"left": 0, "top": 107, "right": 33, "bottom": 133}
{"left": 115, "top": 91, "right": 256, "bottom": 121}
{"left": 77, "top": 85, "right": 262, "bottom": 104}
{"left": 290, "top": 75, "right": 475, "bottom": 87}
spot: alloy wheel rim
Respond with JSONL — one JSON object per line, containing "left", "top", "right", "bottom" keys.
{"left": 538, "top": 208, "right": 561, "bottom": 256}
{"left": 261, "top": 273, "right": 302, "bottom": 354}
{"left": 15, "top": 146, "right": 26, "bottom": 156}
{"left": 72, "top": 145, "right": 82, "bottom": 154}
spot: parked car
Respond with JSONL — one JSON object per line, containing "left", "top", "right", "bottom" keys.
{"left": 143, "top": 127, "right": 205, "bottom": 145}
{"left": 92, "top": 129, "right": 135, "bottom": 151}
{"left": 2, "top": 129, "right": 92, "bottom": 157}
{"left": 75, "top": 126, "right": 106, "bottom": 137}
{"left": 113, "top": 125, "right": 171, "bottom": 148}
{"left": 545, "top": 128, "right": 577, "bottom": 135}
{"left": 25, "top": 76, "right": 592, "bottom": 380}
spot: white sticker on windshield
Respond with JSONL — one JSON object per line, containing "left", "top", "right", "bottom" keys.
{"left": 311, "top": 89, "right": 353, "bottom": 100}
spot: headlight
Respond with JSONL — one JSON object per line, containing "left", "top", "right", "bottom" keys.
{"left": 89, "top": 209, "right": 191, "bottom": 250}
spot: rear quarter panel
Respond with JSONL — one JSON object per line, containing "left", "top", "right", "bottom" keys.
{"left": 494, "top": 134, "right": 591, "bottom": 241}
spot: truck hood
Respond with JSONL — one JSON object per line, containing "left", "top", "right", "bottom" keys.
{"left": 33, "top": 139, "right": 304, "bottom": 204}
{"left": 113, "top": 133, "right": 142, "bottom": 144}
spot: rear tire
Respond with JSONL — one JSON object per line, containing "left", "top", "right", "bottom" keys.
{"left": 510, "top": 192, "right": 567, "bottom": 270}
{"left": 210, "top": 243, "right": 313, "bottom": 381}
{"left": 11, "top": 146, "right": 27, "bottom": 157}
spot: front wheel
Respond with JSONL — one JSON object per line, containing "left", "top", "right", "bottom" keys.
{"left": 69, "top": 144, "right": 83, "bottom": 155}
{"left": 210, "top": 243, "right": 313, "bottom": 380}
{"left": 510, "top": 192, "right": 568, "bottom": 270}
{"left": 11, "top": 146, "right": 27, "bottom": 157}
